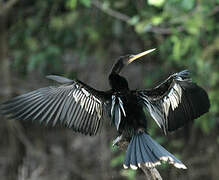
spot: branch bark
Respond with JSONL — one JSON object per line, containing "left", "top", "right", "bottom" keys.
{"left": 91, "top": 0, "right": 130, "bottom": 22}
{"left": 141, "top": 165, "right": 162, "bottom": 180}
{"left": 0, "top": 0, "right": 19, "bottom": 16}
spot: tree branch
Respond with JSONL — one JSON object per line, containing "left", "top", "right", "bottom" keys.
{"left": 141, "top": 165, "right": 162, "bottom": 180}
{"left": 146, "top": 25, "right": 185, "bottom": 35}
{"left": 91, "top": 0, "right": 130, "bottom": 22}
{"left": 0, "top": 0, "right": 19, "bottom": 16}
{"left": 91, "top": 0, "right": 184, "bottom": 35}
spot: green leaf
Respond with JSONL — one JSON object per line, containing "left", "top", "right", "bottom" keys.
{"left": 128, "top": 16, "right": 140, "bottom": 26}
{"left": 148, "top": 0, "right": 165, "bottom": 7}
{"left": 185, "top": 14, "right": 203, "bottom": 35}
{"left": 134, "top": 20, "right": 150, "bottom": 34}
{"left": 181, "top": 0, "right": 195, "bottom": 10}
{"left": 110, "top": 144, "right": 119, "bottom": 152}
{"left": 151, "top": 15, "right": 164, "bottom": 25}
{"left": 79, "top": 0, "right": 91, "bottom": 7}
{"left": 66, "top": 0, "right": 77, "bottom": 9}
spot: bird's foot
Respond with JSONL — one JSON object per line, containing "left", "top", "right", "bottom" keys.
{"left": 137, "top": 128, "right": 145, "bottom": 134}
{"left": 112, "top": 135, "right": 123, "bottom": 147}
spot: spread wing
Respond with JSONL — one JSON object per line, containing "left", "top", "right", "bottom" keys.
{"left": 136, "top": 70, "right": 210, "bottom": 134}
{"left": 0, "top": 75, "right": 106, "bottom": 135}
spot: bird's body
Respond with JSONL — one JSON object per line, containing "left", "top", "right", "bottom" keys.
{"left": 0, "top": 49, "right": 210, "bottom": 170}
{"left": 110, "top": 91, "right": 146, "bottom": 135}
{"left": 108, "top": 73, "right": 146, "bottom": 135}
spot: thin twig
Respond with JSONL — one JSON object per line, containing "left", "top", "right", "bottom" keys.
{"left": 146, "top": 25, "right": 184, "bottom": 35}
{"left": 91, "top": 0, "right": 130, "bottom": 22}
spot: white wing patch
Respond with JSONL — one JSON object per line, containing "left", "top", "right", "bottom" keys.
{"left": 163, "top": 83, "right": 182, "bottom": 115}
{"left": 111, "top": 95, "right": 126, "bottom": 130}
{"left": 69, "top": 86, "right": 103, "bottom": 119}
{"left": 140, "top": 81, "right": 183, "bottom": 133}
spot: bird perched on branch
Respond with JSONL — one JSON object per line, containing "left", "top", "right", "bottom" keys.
{"left": 0, "top": 49, "right": 210, "bottom": 170}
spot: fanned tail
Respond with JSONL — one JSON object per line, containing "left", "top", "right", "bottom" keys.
{"left": 123, "top": 132, "right": 187, "bottom": 170}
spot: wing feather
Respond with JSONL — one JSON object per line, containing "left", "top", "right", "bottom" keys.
{"left": 0, "top": 76, "right": 105, "bottom": 135}
{"left": 136, "top": 70, "right": 210, "bottom": 133}
{"left": 24, "top": 98, "right": 51, "bottom": 121}
{"left": 80, "top": 97, "right": 90, "bottom": 132}
{"left": 85, "top": 99, "right": 95, "bottom": 134}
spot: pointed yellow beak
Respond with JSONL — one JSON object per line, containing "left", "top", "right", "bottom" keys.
{"left": 127, "top": 48, "right": 156, "bottom": 64}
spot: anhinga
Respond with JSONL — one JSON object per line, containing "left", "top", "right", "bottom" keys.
{"left": 0, "top": 49, "right": 210, "bottom": 170}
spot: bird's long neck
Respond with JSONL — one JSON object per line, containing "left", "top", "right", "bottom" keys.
{"left": 109, "top": 58, "right": 129, "bottom": 92}
{"left": 109, "top": 73, "right": 129, "bottom": 92}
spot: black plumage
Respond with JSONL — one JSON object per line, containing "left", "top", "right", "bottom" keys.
{"left": 0, "top": 49, "right": 210, "bottom": 170}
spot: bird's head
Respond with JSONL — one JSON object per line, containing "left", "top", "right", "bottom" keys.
{"left": 111, "top": 48, "right": 156, "bottom": 74}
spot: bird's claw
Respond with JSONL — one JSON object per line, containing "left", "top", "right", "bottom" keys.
{"left": 137, "top": 128, "right": 145, "bottom": 134}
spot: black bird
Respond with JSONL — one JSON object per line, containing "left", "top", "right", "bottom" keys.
{"left": 0, "top": 49, "right": 210, "bottom": 170}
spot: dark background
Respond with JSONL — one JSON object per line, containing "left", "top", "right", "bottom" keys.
{"left": 0, "top": 0, "right": 218, "bottom": 179}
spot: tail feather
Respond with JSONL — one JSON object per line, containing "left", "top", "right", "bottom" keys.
{"left": 123, "top": 136, "right": 135, "bottom": 169}
{"left": 123, "top": 132, "right": 187, "bottom": 170}
{"left": 141, "top": 135, "right": 162, "bottom": 166}
{"left": 136, "top": 136, "right": 144, "bottom": 167}
{"left": 130, "top": 136, "right": 137, "bottom": 169}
